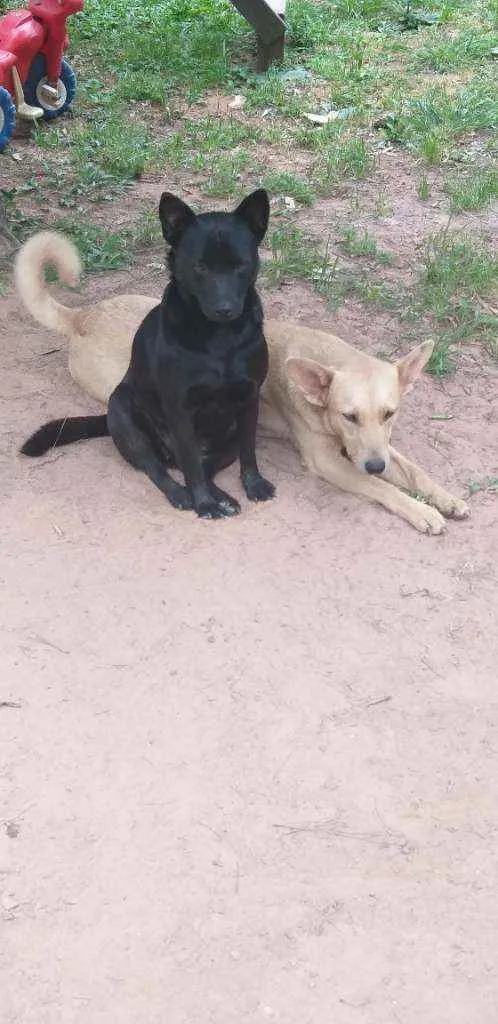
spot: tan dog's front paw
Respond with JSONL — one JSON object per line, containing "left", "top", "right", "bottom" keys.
{"left": 407, "top": 500, "right": 446, "bottom": 535}
{"left": 440, "top": 495, "right": 470, "bottom": 520}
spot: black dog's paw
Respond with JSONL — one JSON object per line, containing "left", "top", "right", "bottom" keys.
{"left": 242, "top": 470, "right": 275, "bottom": 503}
{"left": 196, "top": 498, "right": 240, "bottom": 519}
{"left": 167, "top": 482, "right": 194, "bottom": 511}
{"left": 195, "top": 486, "right": 241, "bottom": 519}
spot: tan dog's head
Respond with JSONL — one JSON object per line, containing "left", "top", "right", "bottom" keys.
{"left": 286, "top": 340, "right": 434, "bottom": 476}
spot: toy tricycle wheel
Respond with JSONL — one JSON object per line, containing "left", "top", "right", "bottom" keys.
{"left": 24, "top": 56, "right": 76, "bottom": 120}
{"left": 0, "top": 86, "right": 16, "bottom": 151}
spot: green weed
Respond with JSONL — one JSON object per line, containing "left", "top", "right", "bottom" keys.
{"left": 337, "top": 226, "right": 392, "bottom": 263}
{"left": 53, "top": 212, "right": 162, "bottom": 273}
{"left": 418, "top": 174, "right": 431, "bottom": 200}
{"left": 313, "top": 133, "right": 372, "bottom": 192}
{"left": 403, "top": 80, "right": 497, "bottom": 161}
{"left": 417, "top": 228, "right": 498, "bottom": 367}
{"left": 262, "top": 171, "right": 315, "bottom": 205}
{"left": 409, "top": 29, "right": 498, "bottom": 73}
{"left": 202, "top": 151, "right": 255, "bottom": 198}
{"left": 264, "top": 224, "right": 339, "bottom": 294}
{"left": 443, "top": 166, "right": 498, "bottom": 212}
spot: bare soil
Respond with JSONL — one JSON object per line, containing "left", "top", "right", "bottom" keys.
{"left": 1, "top": 169, "right": 498, "bottom": 1024}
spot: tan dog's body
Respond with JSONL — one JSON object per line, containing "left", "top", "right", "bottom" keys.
{"left": 16, "top": 231, "right": 469, "bottom": 533}
{"left": 258, "top": 322, "right": 469, "bottom": 533}
{"left": 14, "top": 232, "right": 155, "bottom": 403}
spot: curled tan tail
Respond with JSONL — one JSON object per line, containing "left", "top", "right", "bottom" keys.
{"left": 14, "top": 230, "right": 82, "bottom": 337}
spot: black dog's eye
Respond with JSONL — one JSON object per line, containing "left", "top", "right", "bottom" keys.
{"left": 384, "top": 409, "right": 395, "bottom": 421}
{"left": 343, "top": 412, "right": 358, "bottom": 424}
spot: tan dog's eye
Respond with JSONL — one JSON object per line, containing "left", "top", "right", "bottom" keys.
{"left": 383, "top": 410, "right": 395, "bottom": 421}
{"left": 343, "top": 412, "right": 358, "bottom": 424}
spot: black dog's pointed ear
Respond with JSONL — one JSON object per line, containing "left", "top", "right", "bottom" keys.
{"left": 159, "top": 193, "right": 196, "bottom": 247}
{"left": 234, "top": 189, "right": 270, "bottom": 242}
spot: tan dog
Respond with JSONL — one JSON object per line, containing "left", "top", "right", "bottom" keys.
{"left": 258, "top": 322, "right": 469, "bottom": 534}
{"left": 16, "top": 231, "right": 469, "bottom": 533}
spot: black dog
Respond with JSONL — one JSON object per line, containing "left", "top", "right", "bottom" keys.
{"left": 21, "top": 190, "right": 275, "bottom": 519}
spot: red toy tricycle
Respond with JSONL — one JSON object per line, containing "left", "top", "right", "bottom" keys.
{"left": 0, "top": 0, "right": 83, "bottom": 152}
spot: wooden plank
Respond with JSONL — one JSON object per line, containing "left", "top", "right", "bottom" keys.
{"left": 256, "top": 30, "right": 285, "bottom": 70}
{"left": 230, "top": 0, "right": 285, "bottom": 46}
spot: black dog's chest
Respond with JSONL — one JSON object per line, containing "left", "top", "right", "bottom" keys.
{"left": 185, "top": 370, "right": 253, "bottom": 412}
{"left": 184, "top": 369, "right": 253, "bottom": 441}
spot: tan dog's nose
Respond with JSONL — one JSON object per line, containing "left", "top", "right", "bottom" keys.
{"left": 365, "top": 458, "right": 386, "bottom": 475}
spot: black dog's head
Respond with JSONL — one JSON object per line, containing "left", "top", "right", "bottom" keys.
{"left": 159, "top": 189, "right": 269, "bottom": 324}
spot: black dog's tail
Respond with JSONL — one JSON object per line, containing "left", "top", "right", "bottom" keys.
{"left": 21, "top": 415, "right": 109, "bottom": 457}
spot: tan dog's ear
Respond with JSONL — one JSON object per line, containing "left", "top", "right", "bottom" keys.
{"left": 286, "top": 357, "right": 333, "bottom": 407}
{"left": 397, "top": 340, "right": 434, "bottom": 393}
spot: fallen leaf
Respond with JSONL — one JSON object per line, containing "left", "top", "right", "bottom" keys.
{"left": 228, "top": 94, "right": 245, "bottom": 110}
{"left": 303, "top": 107, "right": 353, "bottom": 125}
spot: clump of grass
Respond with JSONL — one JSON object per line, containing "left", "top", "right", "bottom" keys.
{"left": 264, "top": 224, "right": 338, "bottom": 292}
{"left": 337, "top": 226, "right": 392, "bottom": 263}
{"left": 263, "top": 170, "right": 315, "bottom": 206}
{"left": 54, "top": 211, "right": 163, "bottom": 273}
{"left": 418, "top": 174, "right": 431, "bottom": 200}
{"left": 426, "top": 341, "right": 457, "bottom": 377}
{"left": 158, "top": 118, "right": 261, "bottom": 174}
{"left": 443, "top": 166, "right": 498, "bottom": 212}
{"left": 72, "top": 114, "right": 155, "bottom": 180}
{"left": 409, "top": 29, "right": 498, "bottom": 73}
{"left": 417, "top": 227, "right": 498, "bottom": 369}
{"left": 421, "top": 228, "right": 497, "bottom": 305}
{"left": 313, "top": 132, "right": 372, "bottom": 193}
{"left": 53, "top": 220, "right": 134, "bottom": 271}
{"left": 202, "top": 150, "right": 254, "bottom": 198}
{"left": 403, "top": 80, "right": 497, "bottom": 161}
{"left": 243, "top": 73, "right": 304, "bottom": 118}
{"left": 286, "top": 0, "right": 340, "bottom": 48}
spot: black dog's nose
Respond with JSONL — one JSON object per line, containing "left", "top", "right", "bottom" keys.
{"left": 365, "top": 458, "right": 386, "bottom": 475}
{"left": 214, "top": 305, "right": 234, "bottom": 321}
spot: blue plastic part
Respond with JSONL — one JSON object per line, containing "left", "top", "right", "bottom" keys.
{"left": 0, "top": 85, "right": 16, "bottom": 151}
{"left": 24, "top": 55, "right": 76, "bottom": 120}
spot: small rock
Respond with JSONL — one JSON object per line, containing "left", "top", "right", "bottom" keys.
{"left": 2, "top": 895, "right": 19, "bottom": 912}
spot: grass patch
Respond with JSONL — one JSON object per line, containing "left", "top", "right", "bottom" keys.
{"left": 313, "top": 132, "right": 373, "bottom": 193}
{"left": 72, "top": 0, "right": 249, "bottom": 99}
{"left": 265, "top": 224, "right": 336, "bottom": 289}
{"left": 262, "top": 171, "right": 315, "bottom": 205}
{"left": 201, "top": 150, "right": 256, "bottom": 197}
{"left": 417, "top": 174, "right": 431, "bottom": 200}
{"left": 265, "top": 223, "right": 398, "bottom": 309}
{"left": 443, "top": 166, "right": 498, "bottom": 212}
{"left": 337, "top": 226, "right": 392, "bottom": 263}
{"left": 421, "top": 228, "right": 497, "bottom": 306}
{"left": 403, "top": 80, "right": 498, "bottom": 161}
{"left": 53, "top": 213, "right": 162, "bottom": 272}
{"left": 418, "top": 228, "right": 498, "bottom": 370}
{"left": 409, "top": 28, "right": 498, "bottom": 72}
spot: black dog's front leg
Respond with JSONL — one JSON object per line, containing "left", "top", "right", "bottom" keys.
{"left": 237, "top": 395, "right": 275, "bottom": 502}
{"left": 107, "top": 384, "right": 193, "bottom": 510}
{"left": 172, "top": 412, "right": 240, "bottom": 519}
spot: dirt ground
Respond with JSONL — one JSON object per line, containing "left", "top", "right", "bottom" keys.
{"left": 1, "top": 194, "right": 498, "bottom": 1023}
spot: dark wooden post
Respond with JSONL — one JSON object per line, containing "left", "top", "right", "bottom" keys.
{"left": 229, "top": 0, "right": 285, "bottom": 70}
